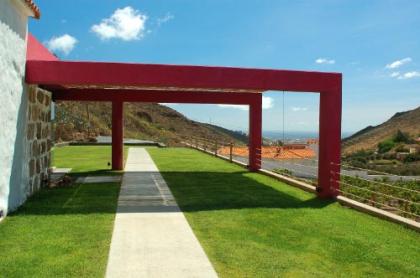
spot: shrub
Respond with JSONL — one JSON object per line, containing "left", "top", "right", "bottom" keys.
{"left": 393, "top": 130, "right": 412, "bottom": 143}
{"left": 404, "top": 153, "right": 420, "bottom": 163}
{"left": 378, "top": 139, "right": 395, "bottom": 153}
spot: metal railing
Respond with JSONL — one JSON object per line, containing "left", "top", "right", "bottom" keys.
{"left": 330, "top": 162, "right": 420, "bottom": 221}
{"left": 185, "top": 137, "right": 319, "bottom": 183}
{"left": 185, "top": 136, "right": 237, "bottom": 163}
{"left": 184, "top": 136, "right": 420, "bottom": 222}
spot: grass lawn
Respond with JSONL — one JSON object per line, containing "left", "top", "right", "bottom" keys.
{"left": 0, "top": 146, "right": 123, "bottom": 277}
{"left": 52, "top": 145, "right": 128, "bottom": 175}
{"left": 148, "top": 147, "right": 420, "bottom": 277}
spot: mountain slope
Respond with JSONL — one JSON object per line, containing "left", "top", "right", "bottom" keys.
{"left": 342, "top": 106, "right": 420, "bottom": 154}
{"left": 54, "top": 101, "right": 248, "bottom": 146}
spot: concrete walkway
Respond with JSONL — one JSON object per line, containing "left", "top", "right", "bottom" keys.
{"left": 106, "top": 148, "right": 217, "bottom": 278}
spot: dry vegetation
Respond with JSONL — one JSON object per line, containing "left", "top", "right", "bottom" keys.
{"left": 342, "top": 106, "right": 420, "bottom": 154}
{"left": 54, "top": 101, "right": 248, "bottom": 146}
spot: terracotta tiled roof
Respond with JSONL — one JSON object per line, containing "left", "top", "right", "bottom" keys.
{"left": 23, "top": 0, "right": 40, "bottom": 19}
{"left": 218, "top": 146, "right": 316, "bottom": 160}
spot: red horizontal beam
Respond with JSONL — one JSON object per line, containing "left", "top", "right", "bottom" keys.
{"left": 52, "top": 89, "right": 261, "bottom": 105}
{"left": 27, "top": 60, "right": 341, "bottom": 93}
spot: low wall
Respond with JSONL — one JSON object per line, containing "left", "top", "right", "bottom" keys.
{"left": 184, "top": 142, "right": 420, "bottom": 232}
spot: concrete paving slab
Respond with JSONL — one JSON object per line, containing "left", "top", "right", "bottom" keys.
{"left": 50, "top": 168, "right": 72, "bottom": 182}
{"left": 106, "top": 148, "right": 218, "bottom": 278}
{"left": 75, "top": 175, "right": 122, "bottom": 184}
{"left": 52, "top": 167, "right": 72, "bottom": 174}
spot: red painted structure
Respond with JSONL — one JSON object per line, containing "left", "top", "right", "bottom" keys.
{"left": 26, "top": 34, "right": 342, "bottom": 198}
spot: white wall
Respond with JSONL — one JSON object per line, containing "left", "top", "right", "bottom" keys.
{"left": 0, "top": 0, "right": 30, "bottom": 219}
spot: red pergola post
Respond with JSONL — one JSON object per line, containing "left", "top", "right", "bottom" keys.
{"left": 249, "top": 94, "right": 262, "bottom": 171}
{"left": 112, "top": 101, "right": 124, "bottom": 170}
{"left": 318, "top": 87, "right": 342, "bottom": 198}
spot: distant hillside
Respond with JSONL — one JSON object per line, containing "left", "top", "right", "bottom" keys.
{"left": 342, "top": 106, "right": 420, "bottom": 154}
{"left": 53, "top": 101, "right": 248, "bottom": 146}
{"left": 203, "top": 124, "right": 248, "bottom": 142}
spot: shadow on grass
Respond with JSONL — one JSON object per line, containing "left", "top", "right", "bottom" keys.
{"left": 8, "top": 170, "right": 333, "bottom": 217}
{"left": 8, "top": 182, "right": 120, "bottom": 216}
{"left": 158, "top": 170, "right": 334, "bottom": 212}
{"left": 67, "top": 169, "right": 123, "bottom": 177}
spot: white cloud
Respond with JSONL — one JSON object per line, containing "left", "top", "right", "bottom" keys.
{"left": 157, "top": 12, "right": 174, "bottom": 26}
{"left": 315, "top": 58, "right": 335, "bottom": 65}
{"left": 397, "top": 71, "right": 420, "bottom": 80}
{"left": 390, "top": 72, "right": 400, "bottom": 78}
{"left": 160, "top": 103, "right": 178, "bottom": 106}
{"left": 91, "top": 6, "right": 148, "bottom": 41}
{"left": 385, "top": 57, "right": 412, "bottom": 69}
{"left": 45, "top": 34, "right": 77, "bottom": 55}
{"left": 262, "top": 96, "right": 274, "bottom": 109}
{"left": 218, "top": 96, "right": 274, "bottom": 111}
{"left": 218, "top": 104, "right": 249, "bottom": 111}
{"left": 291, "top": 107, "right": 308, "bottom": 112}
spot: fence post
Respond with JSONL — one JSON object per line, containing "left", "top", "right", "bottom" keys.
{"left": 215, "top": 140, "right": 218, "bottom": 156}
{"left": 229, "top": 142, "right": 233, "bottom": 162}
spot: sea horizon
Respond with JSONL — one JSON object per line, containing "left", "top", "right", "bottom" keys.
{"left": 262, "top": 130, "right": 354, "bottom": 141}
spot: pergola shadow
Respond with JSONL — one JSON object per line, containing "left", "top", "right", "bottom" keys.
{"left": 66, "top": 169, "right": 123, "bottom": 177}
{"left": 10, "top": 170, "right": 334, "bottom": 217}
{"left": 158, "top": 171, "right": 334, "bottom": 213}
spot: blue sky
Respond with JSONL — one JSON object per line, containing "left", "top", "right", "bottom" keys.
{"left": 29, "top": 0, "right": 420, "bottom": 134}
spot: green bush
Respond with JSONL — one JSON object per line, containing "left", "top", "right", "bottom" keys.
{"left": 377, "top": 139, "right": 395, "bottom": 153}
{"left": 404, "top": 153, "right": 420, "bottom": 163}
{"left": 393, "top": 130, "right": 412, "bottom": 143}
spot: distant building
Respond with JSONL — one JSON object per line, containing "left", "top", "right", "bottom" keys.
{"left": 408, "top": 145, "right": 420, "bottom": 154}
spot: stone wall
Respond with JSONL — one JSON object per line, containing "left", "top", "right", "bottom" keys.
{"left": 27, "top": 86, "right": 52, "bottom": 195}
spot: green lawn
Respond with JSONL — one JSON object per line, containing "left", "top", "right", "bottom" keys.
{"left": 148, "top": 147, "right": 420, "bottom": 277}
{"left": 1, "top": 146, "right": 419, "bottom": 277}
{"left": 0, "top": 146, "right": 123, "bottom": 277}
{"left": 52, "top": 145, "right": 128, "bottom": 175}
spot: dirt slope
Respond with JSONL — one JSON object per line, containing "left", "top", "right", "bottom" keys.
{"left": 53, "top": 101, "right": 248, "bottom": 146}
{"left": 342, "top": 106, "right": 420, "bottom": 154}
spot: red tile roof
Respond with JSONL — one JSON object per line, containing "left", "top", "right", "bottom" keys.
{"left": 218, "top": 146, "right": 316, "bottom": 160}
{"left": 23, "top": 0, "right": 40, "bottom": 19}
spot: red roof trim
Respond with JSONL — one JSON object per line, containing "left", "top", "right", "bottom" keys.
{"left": 27, "top": 33, "right": 59, "bottom": 61}
{"left": 24, "top": 0, "right": 40, "bottom": 19}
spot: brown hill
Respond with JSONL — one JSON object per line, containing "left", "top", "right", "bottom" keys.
{"left": 53, "top": 101, "right": 248, "bottom": 146}
{"left": 342, "top": 106, "right": 420, "bottom": 154}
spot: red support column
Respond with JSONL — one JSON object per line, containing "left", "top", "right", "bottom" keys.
{"left": 249, "top": 94, "right": 262, "bottom": 171}
{"left": 318, "top": 85, "right": 342, "bottom": 198}
{"left": 112, "top": 101, "right": 124, "bottom": 170}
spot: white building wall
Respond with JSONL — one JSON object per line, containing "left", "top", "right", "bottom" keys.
{"left": 0, "top": 0, "right": 30, "bottom": 219}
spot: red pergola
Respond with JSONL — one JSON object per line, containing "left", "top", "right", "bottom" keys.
{"left": 26, "top": 34, "right": 342, "bottom": 198}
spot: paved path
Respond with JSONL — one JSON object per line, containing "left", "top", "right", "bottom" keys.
{"left": 106, "top": 148, "right": 217, "bottom": 278}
